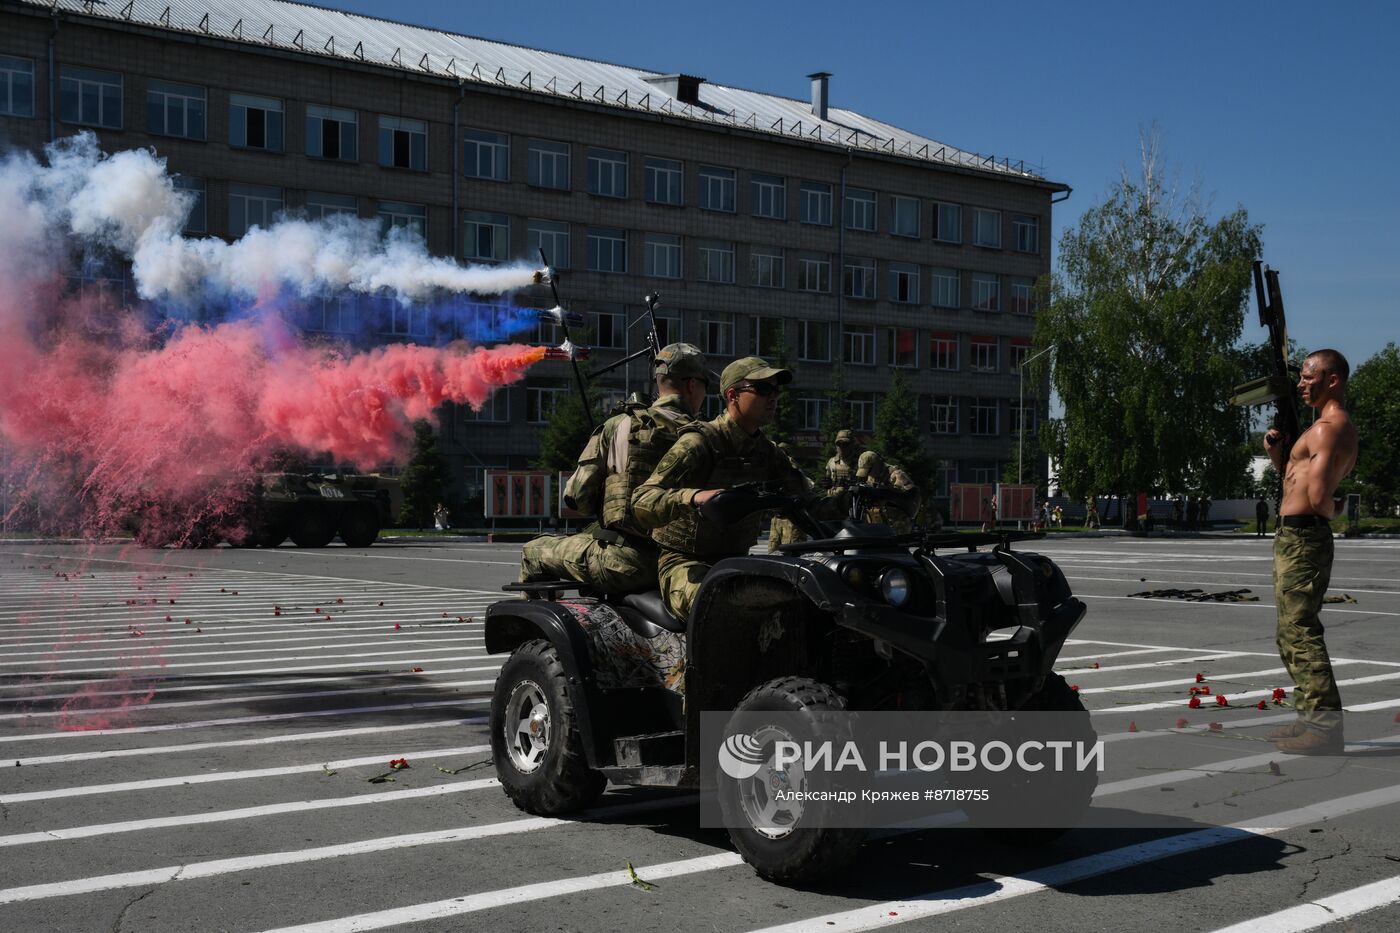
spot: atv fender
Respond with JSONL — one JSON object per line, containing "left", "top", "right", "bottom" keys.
{"left": 484, "top": 601, "right": 606, "bottom": 768}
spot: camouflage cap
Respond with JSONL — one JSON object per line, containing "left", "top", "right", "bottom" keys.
{"left": 719, "top": 356, "right": 793, "bottom": 395}
{"left": 834, "top": 429, "right": 854, "bottom": 443}
{"left": 654, "top": 343, "right": 718, "bottom": 386}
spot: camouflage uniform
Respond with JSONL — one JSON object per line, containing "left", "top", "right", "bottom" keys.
{"left": 633, "top": 411, "right": 815, "bottom": 621}
{"left": 825, "top": 430, "right": 890, "bottom": 524}
{"left": 882, "top": 462, "right": 920, "bottom": 534}
{"left": 519, "top": 344, "right": 712, "bottom": 594}
{"left": 1274, "top": 523, "right": 1342, "bottom": 733}
{"left": 767, "top": 515, "right": 806, "bottom": 552}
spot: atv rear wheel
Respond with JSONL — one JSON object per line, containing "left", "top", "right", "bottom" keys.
{"left": 490, "top": 639, "right": 605, "bottom": 815}
{"left": 718, "top": 677, "right": 864, "bottom": 885}
{"left": 288, "top": 507, "right": 336, "bottom": 548}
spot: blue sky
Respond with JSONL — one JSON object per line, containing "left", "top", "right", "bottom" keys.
{"left": 327, "top": 0, "right": 1396, "bottom": 371}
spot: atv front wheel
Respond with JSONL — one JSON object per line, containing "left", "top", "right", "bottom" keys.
{"left": 490, "top": 639, "right": 605, "bottom": 815}
{"left": 718, "top": 677, "right": 864, "bottom": 885}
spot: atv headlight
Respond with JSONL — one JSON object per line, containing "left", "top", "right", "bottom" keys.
{"left": 879, "top": 568, "right": 911, "bottom": 607}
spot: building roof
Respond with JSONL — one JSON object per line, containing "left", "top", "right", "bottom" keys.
{"left": 21, "top": 0, "right": 1055, "bottom": 184}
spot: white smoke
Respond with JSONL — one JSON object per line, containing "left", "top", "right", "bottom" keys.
{"left": 8, "top": 133, "right": 538, "bottom": 304}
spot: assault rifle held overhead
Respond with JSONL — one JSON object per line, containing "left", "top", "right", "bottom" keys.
{"left": 1229, "top": 261, "right": 1301, "bottom": 460}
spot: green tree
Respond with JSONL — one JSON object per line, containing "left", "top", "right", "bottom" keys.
{"left": 816, "top": 369, "right": 852, "bottom": 481}
{"left": 1347, "top": 342, "right": 1400, "bottom": 515}
{"left": 532, "top": 387, "right": 599, "bottom": 474}
{"left": 1036, "top": 131, "right": 1262, "bottom": 523}
{"left": 398, "top": 419, "right": 448, "bottom": 528}
{"left": 762, "top": 328, "right": 799, "bottom": 448}
{"left": 873, "top": 369, "right": 930, "bottom": 489}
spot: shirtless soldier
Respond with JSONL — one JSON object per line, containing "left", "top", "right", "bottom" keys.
{"left": 1264, "top": 349, "right": 1358, "bottom": 754}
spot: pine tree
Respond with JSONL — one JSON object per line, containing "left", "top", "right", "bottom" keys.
{"left": 815, "top": 369, "right": 852, "bottom": 480}
{"left": 398, "top": 419, "right": 448, "bottom": 528}
{"left": 764, "top": 328, "right": 798, "bottom": 447}
{"left": 533, "top": 387, "right": 600, "bottom": 473}
{"left": 874, "top": 369, "right": 930, "bottom": 489}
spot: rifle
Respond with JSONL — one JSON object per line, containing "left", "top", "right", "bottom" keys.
{"left": 1229, "top": 261, "right": 1301, "bottom": 461}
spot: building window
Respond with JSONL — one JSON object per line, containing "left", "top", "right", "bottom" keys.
{"left": 304, "top": 191, "right": 358, "bottom": 220}
{"left": 932, "top": 459, "right": 956, "bottom": 497}
{"left": 843, "top": 258, "right": 876, "bottom": 300}
{"left": 587, "top": 148, "right": 627, "bottom": 198}
{"left": 751, "top": 317, "right": 785, "bottom": 356}
{"left": 1010, "top": 401, "right": 1037, "bottom": 437}
{"left": 972, "top": 274, "right": 1000, "bottom": 312}
{"left": 973, "top": 208, "right": 1002, "bottom": 248}
{"left": 526, "top": 386, "right": 566, "bottom": 423}
{"left": 654, "top": 313, "right": 682, "bottom": 346}
{"left": 307, "top": 104, "right": 358, "bottom": 161}
{"left": 929, "top": 333, "right": 958, "bottom": 371}
{"left": 799, "top": 321, "right": 832, "bottom": 362}
{"left": 593, "top": 309, "right": 625, "bottom": 349}
{"left": 970, "top": 398, "right": 999, "bottom": 435}
{"left": 970, "top": 337, "right": 999, "bottom": 373}
{"left": 702, "top": 396, "right": 725, "bottom": 419}
{"left": 526, "top": 138, "right": 570, "bottom": 190}
{"left": 930, "top": 395, "right": 959, "bottom": 435}
{"left": 797, "top": 255, "right": 831, "bottom": 293}
{"left": 0, "top": 56, "right": 35, "bottom": 118}
{"left": 889, "top": 263, "right": 919, "bottom": 304}
{"left": 1014, "top": 215, "right": 1040, "bottom": 254}
{"left": 645, "top": 157, "right": 683, "bottom": 205}
{"left": 1010, "top": 342, "right": 1031, "bottom": 373}
{"left": 698, "top": 241, "right": 736, "bottom": 284}
{"left": 382, "top": 298, "right": 426, "bottom": 337}
{"left": 527, "top": 219, "right": 570, "bottom": 270}
{"left": 173, "top": 176, "right": 206, "bottom": 234}
{"left": 1009, "top": 277, "right": 1036, "bottom": 314}
{"left": 931, "top": 268, "right": 960, "bottom": 308}
{"left": 378, "top": 116, "right": 426, "bottom": 170}
{"left": 751, "top": 174, "right": 786, "bottom": 220}
{"left": 463, "top": 211, "right": 509, "bottom": 261}
{"left": 934, "top": 202, "right": 961, "bottom": 242}
{"left": 701, "top": 312, "right": 735, "bottom": 356}
{"left": 891, "top": 195, "right": 920, "bottom": 237}
{"left": 799, "top": 397, "right": 830, "bottom": 432}
{"left": 750, "top": 248, "right": 784, "bottom": 289}
{"left": 463, "top": 390, "right": 510, "bottom": 422}
{"left": 228, "top": 183, "right": 283, "bottom": 237}
{"left": 463, "top": 128, "right": 509, "bottom": 180}
{"left": 969, "top": 462, "right": 1000, "bottom": 485}
{"left": 309, "top": 294, "right": 358, "bottom": 334}
{"left": 229, "top": 93, "right": 284, "bottom": 151}
{"left": 800, "top": 180, "right": 832, "bottom": 225}
{"left": 378, "top": 201, "right": 426, "bottom": 240}
{"left": 60, "top": 66, "right": 122, "bottom": 128}
{"left": 888, "top": 327, "right": 917, "bottom": 368}
{"left": 848, "top": 393, "right": 876, "bottom": 432}
{"left": 147, "top": 79, "right": 205, "bottom": 139}
{"left": 698, "top": 165, "right": 736, "bottom": 212}
{"left": 845, "top": 326, "right": 876, "bottom": 366}
{"left": 587, "top": 227, "right": 627, "bottom": 273}
{"left": 843, "top": 187, "right": 876, "bottom": 231}
{"left": 644, "top": 233, "right": 682, "bottom": 279}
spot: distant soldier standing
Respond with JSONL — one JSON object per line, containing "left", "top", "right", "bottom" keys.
{"left": 882, "top": 461, "right": 920, "bottom": 534}
{"left": 518, "top": 343, "right": 714, "bottom": 593}
{"left": 826, "top": 429, "right": 890, "bottom": 523}
{"left": 1264, "top": 349, "right": 1358, "bottom": 754}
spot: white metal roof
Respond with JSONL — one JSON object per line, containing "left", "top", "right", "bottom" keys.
{"left": 22, "top": 0, "right": 1052, "bottom": 182}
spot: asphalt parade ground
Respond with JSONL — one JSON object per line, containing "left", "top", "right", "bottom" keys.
{"left": 3, "top": 535, "right": 1400, "bottom": 932}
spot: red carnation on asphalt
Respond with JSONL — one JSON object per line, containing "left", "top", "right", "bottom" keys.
{"left": 165, "top": 615, "right": 172, "bottom": 622}
{"left": 1393, "top": 711, "right": 1400, "bottom": 723}
{"left": 412, "top": 666, "right": 424, "bottom": 673}
{"left": 1189, "top": 697, "right": 1202, "bottom": 709}
{"left": 1070, "top": 684, "right": 1080, "bottom": 692}
{"left": 1272, "top": 687, "right": 1288, "bottom": 702}
{"left": 1195, "top": 673, "right": 1205, "bottom": 683}
{"left": 1128, "top": 721, "right": 1137, "bottom": 733}
{"left": 336, "top": 597, "right": 345, "bottom": 604}
{"left": 1092, "top": 662, "right": 1100, "bottom": 669}
{"left": 1200, "top": 685, "right": 1211, "bottom": 695}
{"left": 1175, "top": 718, "right": 1189, "bottom": 729}
{"left": 1257, "top": 700, "right": 1268, "bottom": 710}
{"left": 393, "top": 623, "right": 401, "bottom": 631}
{"left": 1216, "top": 695, "right": 1229, "bottom": 707}
{"left": 1209, "top": 722, "right": 1223, "bottom": 732}
{"left": 388, "top": 758, "right": 409, "bottom": 770}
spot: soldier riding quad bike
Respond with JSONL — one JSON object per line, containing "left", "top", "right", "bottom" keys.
{"left": 485, "top": 483, "right": 1095, "bottom": 884}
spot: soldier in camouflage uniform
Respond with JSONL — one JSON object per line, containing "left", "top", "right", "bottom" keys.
{"left": 826, "top": 429, "right": 891, "bottom": 524}
{"left": 882, "top": 461, "right": 921, "bottom": 534}
{"left": 634, "top": 357, "right": 844, "bottom": 621}
{"left": 767, "top": 442, "right": 809, "bottom": 552}
{"left": 519, "top": 343, "right": 715, "bottom": 593}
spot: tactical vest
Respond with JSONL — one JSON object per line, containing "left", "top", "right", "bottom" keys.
{"left": 651, "top": 419, "right": 778, "bottom": 559}
{"left": 827, "top": 452, "right": 857, "bottom": 485}
{"left": 600, "top": 400, "right": 691, "bottom": 535}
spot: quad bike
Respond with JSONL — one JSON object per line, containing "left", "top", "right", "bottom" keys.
{"left": 485, "top": 484, "right": 1095, "bottom": 884}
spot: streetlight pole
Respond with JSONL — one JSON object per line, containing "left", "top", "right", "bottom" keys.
{"left": 1018, "top": 344, "right": 1055, "bottom": 484}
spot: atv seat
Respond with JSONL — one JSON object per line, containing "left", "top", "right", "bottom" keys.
{"left": 620, "top": 591, "right": 687, "bottom": 635}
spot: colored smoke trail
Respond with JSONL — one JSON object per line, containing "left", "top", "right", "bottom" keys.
{"left": 0, "top": 133, "right": 549, "bottom": 538}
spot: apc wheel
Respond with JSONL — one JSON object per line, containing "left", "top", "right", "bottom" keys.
{"left": 978, "top": 672, "right": 1098, "bottom": 846}
{"left": 490, "top": 639, "right": 605, "bottom": 815}
{"left": 338, "top": 506, "right": 380, "bottom": 548}
{"left": 288, "top": 508, "right": 336, "bottom": 548}
{"left": 718, "top": 677, "right": 864, "bottom": 885}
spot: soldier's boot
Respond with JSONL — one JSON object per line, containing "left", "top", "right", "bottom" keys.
{"left": 1265, "top": 721, "right": 1307, "bottom": 740}
{"left": 1272, "top": 727, "right": 1345, "bottom": 756}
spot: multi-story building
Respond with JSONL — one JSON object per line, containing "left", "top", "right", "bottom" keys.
{"left": 1, "top": 0, "right": 1067, "bottom": 507}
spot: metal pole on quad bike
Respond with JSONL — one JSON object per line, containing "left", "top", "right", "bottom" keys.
{"left": 587, "top": 292, "right": 664, "bottom": 381}
{"left": 536, "top": 248, "right": 594, "bottom": 432}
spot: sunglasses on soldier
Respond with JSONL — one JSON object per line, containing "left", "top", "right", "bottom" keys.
{"left": 733, "top": 382, "right": 780, "bottom": 398}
